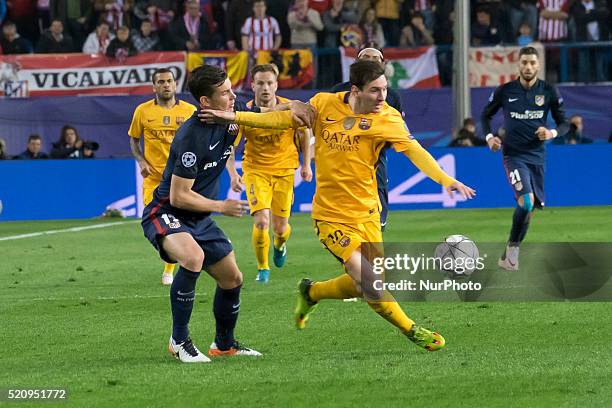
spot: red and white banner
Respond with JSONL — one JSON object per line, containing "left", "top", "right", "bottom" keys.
{"left": 341, "top": 47, "right": 440, "bottom": 89}
{"left": 469, "top": 44, "right": 546, "bottom": 87}
{"left": 0, "top": 52, "right": 187, "bottom": 97}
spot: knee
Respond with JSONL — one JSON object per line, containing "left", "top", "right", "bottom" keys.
{"left": 221, "top": 270, "right": 243, "bottom": 288}
{"left": 183, "top": 250, "right": 205, "bottom": 272}
{"left": 254, "top": 214, "right": 269, "bottom": 230}
{"left": 272, "top": 222, "right": 286, "bottom": 236}
{"left": 518, "top": 194, "right": 534, "bottom": 212}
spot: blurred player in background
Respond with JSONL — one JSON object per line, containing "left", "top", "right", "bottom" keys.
{"left": 481, "top": 46, "right": 567, "bottom": 271}
{"left": 129, "top": 68, "right": 196, "bottom": 285}
{"left": 227, "top": 63, "right": 312, "bottom": 283}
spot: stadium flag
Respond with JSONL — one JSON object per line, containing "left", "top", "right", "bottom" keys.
{"left": 469, "top": 43, "right": 546, "bottom": 87}
{"left": 187, "top": 51, "right": 249, "bottom": 88}
{"left": 340, "top": 46, "right": 441, "bottom": 89}
{"left": 255, "top": 49, "right": 314, "bottom": 89}
{"left": 0, "top": 52, "right": 187, "bottom": 97}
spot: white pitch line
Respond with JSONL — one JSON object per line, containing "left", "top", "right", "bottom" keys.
{"left": 10, "top": 293, "right": 205, "bottom": 303}
{"left": 0, "top": 220, "right": 139, "bottom": 242}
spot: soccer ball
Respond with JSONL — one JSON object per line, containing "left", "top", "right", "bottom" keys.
{"left": 434, "top": 235, "right": 480, "bottom": 278}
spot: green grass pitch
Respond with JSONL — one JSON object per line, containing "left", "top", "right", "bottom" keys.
{"left": 1, "top": 207, "right": 611, "bottom": 407}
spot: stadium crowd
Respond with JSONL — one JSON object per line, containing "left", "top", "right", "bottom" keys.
{"left": 0, "top": 1, "right": 610, "bottom": 56}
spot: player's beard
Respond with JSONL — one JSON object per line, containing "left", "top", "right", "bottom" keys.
{"left": 520, "top": 70, "right": 537, "bottom": 82}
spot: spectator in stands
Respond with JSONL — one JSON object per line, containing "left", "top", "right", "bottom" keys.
{"left": 471, "top": 7, "right": 501, "bottom": 45}
{"left": 134, "top": 1, "right": 174, "bottom": 34}
{"left": 517, "top": 22, "right": 534, "bottom": 45}
{"left": 51, "top": 125, "right": 98, "bottom": 159}
{"left": 287, "top": 0, "right": 324, "bottom": 48}
{"left": 49, "top": 0, "right": 91, "bottom": 50}
{"left": 36, "top": 19, "right": 75, "bottom": 53}
{"left": 502, "top": 1, "right": 537, "bottom": 42}
{"left": 403, "top": 0, "right": 435, "bottom": 31}
{"left": 375, "top": 0, "right": 402, "bottom": 46}
{"left": 225, "top": 0, "right": 254, "bottom": 50}
{"left": 0, "top": 138, "right": 8, "bottom": 160}
{"left": 82, "top": 21, "right": 114, "bottom": 54}
{"left": 100, "top": 0, "right": 135, "bottom": 32}
{"left": 400, "top": 11, "right": 433, "bottom": 46}
{"left": 309, "top": 0, "right": 330, "bottom": 13}
{"left": 323, "top": 0, "right": 359, "bottom": 48}
{"left": 0, "top": 20, "right": 32, "bottom": 54}
{"left": 553, "top": 115, "right": 594, "bottom": 144}
{"left": 241, "top": 0, "right": 282, "bottom": 52}
{"left": 449, "top": 118, "right": 486, "bottom": 147}
{"left": 131, "top": 19, "right": 160, "bottom": 52}
{"left": 106, "top": 25, "right": 137, "bottom": 60}
{"left": 538, "top": 0, "right": 570, "bottom": 42}
{"left": 359, "top": 7, "right": 385, "bottom": 48}
{"left": 570, "top": 0, "right": 609, "bottom": 82}
{"left": 13, "top": 134, "right": 49, "bottom": 159}
{"left": 169, "top": 0, "right": 210, "bottom": 51}
{"left": 7, "top": 0, "right": 39, "bottom": 44}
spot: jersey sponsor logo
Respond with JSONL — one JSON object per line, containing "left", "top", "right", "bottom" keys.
{"left": 358, "top": 118, "right": 372, "bottom": 130}
{"left": 510, "top": 110, "right": 544, "bottom": 120}
{"left": 209, "top": 140, "right": 221, "bottom": 150}
{"left": 325, "top": 115, "right": 338, "bottom": 122}
{"left": 203, "top": 147, "right": 232, "bottom": 170}
{"left": 488, "top": 91, "right": 494, "bottom": 102}
{"left": 147, "top": 118, "right": 155, "bottom": 122}
{"left": 321, "top": 130, "right": 360, "bottom": 152}
{"left": 163, "top": 116, "right": 170, "bottom": 125}
{"left": 181, "top": 152, "right": 197, "bottom": 167}
{"left": 535, "top": 95, "right": 545, "bottom": 106}
{"left": 254, "top": 134, "right": 282, "bottom": 144}
{"left": 509, "top": 98, "right": 518, "bottom": 102}
{"left": 343, "top": 117, "right": 356, "bottom": 130}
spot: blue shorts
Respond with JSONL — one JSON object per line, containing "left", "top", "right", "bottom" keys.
{"left": 141, "top": 202, "right": 233, "bottom": 269}
{"left": 503, "top": 156, "right": 545, "bottom": 208}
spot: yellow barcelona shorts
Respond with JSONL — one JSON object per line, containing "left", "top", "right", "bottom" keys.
{"left": 142, "top": 177, "right": 161, "bottom": 206}
{"left": 313, "top": 219, "right": 383, "bottom": 263}
{"left": 244, "top": 171, "right": 294, "bottom": 217}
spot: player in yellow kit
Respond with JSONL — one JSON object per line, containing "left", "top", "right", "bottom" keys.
{"left": 128, "top": 68, "right": 196, "bottom": 285}
{"left": 202, "top": 60, "right": 475, "bottom": 351}
{"left": 227, "top": 64, "right": 312, "bottom": 283}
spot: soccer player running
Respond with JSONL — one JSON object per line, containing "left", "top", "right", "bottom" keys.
{"left": 331, "top": 47, "right": 403, "bottom": 232}
{"left": 141, "top": 65, "right": 313, "bottom": 363}
{"left": 227, "top": 64, "right": 312, "bottom": 283}
{"left": 481, "top": 46, "right": 566, "bottom": 271}
{"left": 203, "top": 60, "right": 475, "bottom": 351}
{"left": 128, "top": 68, "right": 196, "bottom": 286}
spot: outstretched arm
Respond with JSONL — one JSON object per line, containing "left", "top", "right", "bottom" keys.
{"left": 402, "top": 146, "right": 476, "bottom": 199}
{"left": 201, "top": 101, "right": 316, "bottom": 129}
{"left": 299, "top": 128, "right": 313, "bottom": 182}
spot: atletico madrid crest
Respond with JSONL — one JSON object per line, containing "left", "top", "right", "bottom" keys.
{"left": 535, "top": 95, "right": 545, "bottom": 106}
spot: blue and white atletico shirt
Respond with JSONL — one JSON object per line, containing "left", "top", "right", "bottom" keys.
{"left": 481, "top": 79, "right": 567, "bottom": 165}
{"left": 151, "top": 101, "right": 253, "bottom": 219}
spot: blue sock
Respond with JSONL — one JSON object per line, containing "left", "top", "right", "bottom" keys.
{"left": 509, "top": 206, "right": 530, "bottom": 245}
{"left": 213, "top": 285, "right": 241, "bottom": 350}
{"left": 170, "top": 267, "right": 200, "bottom": 343}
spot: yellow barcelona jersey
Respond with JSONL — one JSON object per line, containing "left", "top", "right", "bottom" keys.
{"left": 237, "top": 96, "right": 299, "bottom": 176}
{"left": 309, "top": 92, "right": 451, "bottom": 224}
{"left": 128, "top": 99, "right": 196, "bottom": 181}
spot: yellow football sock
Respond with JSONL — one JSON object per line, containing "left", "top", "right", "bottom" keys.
{"left": 309, "top": 273, "right": 360, "bottom": 301}
{"left": 273, "top": 223, "right": 292, "bottom": 249}
{"left": 163, "top": 262, "right": 175, "bottom": 274}
{"left": 366, "top": 301, "right": 415, "bottom": 334}
{"left": 252, "top": 225, "right": 270, "bottom": 269}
